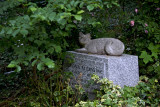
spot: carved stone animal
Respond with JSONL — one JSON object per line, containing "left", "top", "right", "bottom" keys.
{"left": 75, "top": 32, "right": 125, "bottom": 56}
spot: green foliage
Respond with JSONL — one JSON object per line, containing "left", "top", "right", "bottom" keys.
{"left": 136, "top": 76, "right": 160, "bottom": 106}
{"left": 75, "top": 74, "right": 145, "bottom": 107}
{"left": 121, "top": 0, "right": 160, "bottom": 79}
{"left": 0, "top": 0, "right": 119, "bottom": 76}
{"left": 0, "top": 0, "right": 120, "bottom": 106}
{"left": 0, "top": 71, "right": 84, "bottom": 107}
{"left": 76, "top": 74, "right": 160, "bottom": 106}
{"left": 0, "top": 0, "right": 160, "bottom": 106}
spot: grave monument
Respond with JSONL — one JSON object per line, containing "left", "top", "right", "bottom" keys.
{"left": 64, "top": 32, "right": 139, "bottom": 97}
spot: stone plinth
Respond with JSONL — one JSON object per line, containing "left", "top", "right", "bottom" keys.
{"left": 64, "top": 51, "right": 139, "bottom": 90}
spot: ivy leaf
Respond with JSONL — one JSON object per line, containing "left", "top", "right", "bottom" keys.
{"left": 151, "top": 52, "right": 158, "bottom": 59}
{"left": 20, "top": 29, "right": 28, "bottom": 36}
{"left": 49, "top": 12, "right": 56, "bottom": 21}
{"left": 87, "top": 5, "right": 94, "bottom": 11}
{"left": 74, "top": 15, "right": 82, "bottom": 21}
{"left": 77, "top": 10, "right": 84, "bottom": 14}
{"left": 148, "top": 43, "right": 160, "bottom": 53}
{"left": 139, "top": 51, "right": 153, "bottom": 64}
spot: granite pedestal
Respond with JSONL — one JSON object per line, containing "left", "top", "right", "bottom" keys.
{"left": 63, "top": 51, "right": 139, "bottom": 95}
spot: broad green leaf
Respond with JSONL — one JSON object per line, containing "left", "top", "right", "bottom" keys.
{"left": 23, "top": 61, "right": 29, "bottom": 66}
{"left": 87, "top": 5, "right": 94, "bottom": 11}
{"left": 59, "top": 4, "right": 64, "bottom": 9}
{"left": 18, "top": 0, "right": 24, "bottom": 2}
{"left": 79, "top": 2, "right": 84, "bottom": 8}
{"left": 112, "top": 1, "right": 120, "bottom": 7}
{"left": 12, "top": 29, "right": 20, "bottom": 37}
{"left": 9, "top": 20, "right": 16, "bottom": 25}
{"left": 139, "top": 51, "right": 153, "bottom": 64}
{"left": 151, "top": 52, "right": 158, "bottom": 59}
{"left": 45, "top": 61, "right": 55, "bottom": 69}
{"left": 66, "top": 4, "right": 72, "bottom": 10}
{"left": 23, "top": 15, "right": 30, "bottom": 21}
{"left": 77, "top": 10, "right": 84, "bottom": 14}
{"left": 30, "top": 7, "right": 37, "bottom": 12}
{"left": 70, "top": 0, "right": 75, "bottom": 6}
{"left": 74, "top": 1, "right": 80, "bottom": 7}
{"left": 7, "top": 28, "right": 12, "bottom": 34}
{"left": 58, "top": 19, "right": 67, "bottom": 25}
{"left": 91, "top": 22, "right": 101, "bottom": 27}
{"left": 48, "top": 48, "right": 54, "bottom": 54}
{"left": 0, "top": 29, "right": 5, "bottom": 34}
{"left": 39, "top": 15, "right": 46, "bottom": 20}
{"left": 74, "top": 15, "right": 82, "bottom": 21}
{"left": 20, "top": 29, "right": 28, "bottom": 36}
{"left": 37, "top": 63, "right": 44, "bottom": 71}
{"left": 32, "top": 59, "right": 38, "bottom": 66}
{"left": 16, "top": 65, "right": 21, "bottom": 72}
{"left": 49, "top": 12, "right": 56, "bottom": 21}
{"left": 65, "top": 24, "right": 76, "bottom": 31}
{"left": 60, "top": 13, "right": 71, "bottom": 19}
{"left": 107, "top": 4, "right": 112, "bottom": 8}
{"left": 8, "top": 63, "right": 16, "bottom": 68}
{"left": 54, "top": 45, "right": 62, "bottom": 53}
{"left": 34, "top": 40, "right": 43, "bottom": 46}
{"left": 155, "top": 79, "right": 158, "bottom": 82}
{"left": 42, "top": 58, "right": 55, "bottom": 69}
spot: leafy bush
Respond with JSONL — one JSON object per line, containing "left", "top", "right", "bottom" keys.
{"left": 0, "top": 0, "right": 159, "bottom": 106}
{"left": 0, "top": 0, "right": 120, "bottom": 79}
{"left": 121, "top": 0, "right": 160, "bottom": 79}
{"left": 0, "top": 0, "right": 120, "bottom": 106}
{"left": 75, "top": 74, "right": 145, "bottom": 107}
{"left": 76, "top": 74, "right": 160, "bottom": 107}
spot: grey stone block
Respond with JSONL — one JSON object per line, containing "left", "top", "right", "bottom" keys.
{"left": 63, "top": 51, "right": 139, "bottom": 90}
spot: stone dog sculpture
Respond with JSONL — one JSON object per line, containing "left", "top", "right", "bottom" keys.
{"left": 75, "top": 32, "right": 125, "bottom": 56}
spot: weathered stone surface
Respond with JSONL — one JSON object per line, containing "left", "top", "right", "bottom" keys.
{"left": 75, "top": 32, "right": 125, "bottom": 55}
{"left": 63, "top": 51, "right": 139, "bottom": 92}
